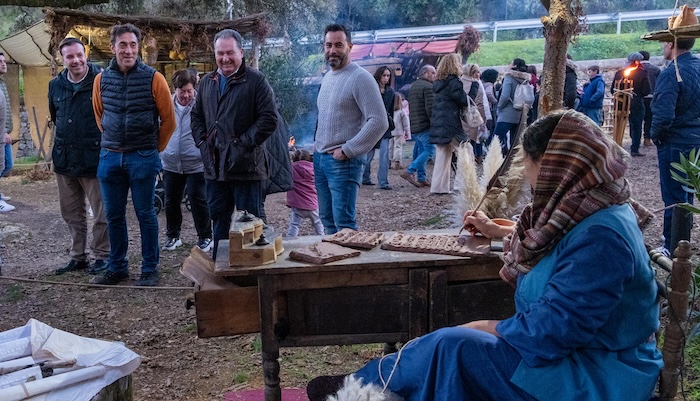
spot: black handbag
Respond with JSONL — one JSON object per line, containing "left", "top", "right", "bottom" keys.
{"left": 387, "top": 112, "right": 396, "bottom": 132}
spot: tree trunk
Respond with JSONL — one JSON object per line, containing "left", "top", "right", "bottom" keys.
{"left": 538, "top": 0, "right": 578, "bottom": 116}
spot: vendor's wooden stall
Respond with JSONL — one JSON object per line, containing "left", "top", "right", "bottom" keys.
{"left": 185, "top": 230, "right": 515, "bottom": 401}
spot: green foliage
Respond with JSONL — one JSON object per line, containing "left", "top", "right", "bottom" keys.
{"left": 670, "top": 148, "right": 700, "bottom": 214}
{"left": 470, "top": 32, "right": 664, "bottom": 66}
{"left": 259, "top": 45, "right": 323, "bottom": 140}
{"left": 252, "top": 334, "right": 262, "bottom": 353}
{"left": 1, "top": 284, "right": 25, "bottom": 303}
{"left": 686, "top": 335, "right": 700, "bottom": 399}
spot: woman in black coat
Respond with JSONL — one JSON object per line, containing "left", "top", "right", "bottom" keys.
{"left": 429, "top": 53, "right": 468, "bottom": 195}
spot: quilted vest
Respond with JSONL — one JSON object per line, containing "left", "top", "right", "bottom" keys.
{"left": 100, "top": 58, "right": 158, "bottom": 151}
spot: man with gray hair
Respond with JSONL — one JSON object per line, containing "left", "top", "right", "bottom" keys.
{"left": 401, "top": 64, "right": 436, "bottom": 187}
{"left": 191, "top": 29, "right": 277, "bottom": 259}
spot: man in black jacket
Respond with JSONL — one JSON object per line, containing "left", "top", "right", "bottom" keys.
{"left": 49, "top": 38, "right": 110, "bottom": 276}
{"left": 191, "top": 29, "right": 277, "bottom": 259}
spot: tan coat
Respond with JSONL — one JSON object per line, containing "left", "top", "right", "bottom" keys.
{"left": 459, "top": 75, "right": 486, "bottom": 142}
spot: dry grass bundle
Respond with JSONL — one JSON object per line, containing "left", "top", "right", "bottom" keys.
{"left": 455, "top": 142, "right": 481, "bottom": 214}
{"left": 482, "top": 147, "right": 530, "bottom": 219}
{"left": 480, "top": 137, "right": 504, "bottom": 192}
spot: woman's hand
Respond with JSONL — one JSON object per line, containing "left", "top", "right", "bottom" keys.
{"left": 460, "top": 320, "right": 501, "bottom": 336}
{"left": 462, "top": 210, "right": 515, "bottom": 239}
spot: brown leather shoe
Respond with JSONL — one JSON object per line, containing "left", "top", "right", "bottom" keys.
{"left": 418, "top": 180, "right": 431, "bottom": 187}
{"left": 643, "top": 138, "right": 652, "bottom": 147}
{"left": 400, "top": 171, "right": 421, "bottom": 187}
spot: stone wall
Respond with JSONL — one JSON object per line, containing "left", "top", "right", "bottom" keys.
{"left": 16, "top": 104, "right": 37, "bottom": 159}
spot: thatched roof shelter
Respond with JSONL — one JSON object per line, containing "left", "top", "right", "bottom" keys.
{"left": 43, "top": 7, "right": 270, "bottom": 65}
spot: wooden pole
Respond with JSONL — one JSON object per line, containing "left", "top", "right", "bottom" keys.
{"left": 659, "top": 240, "right": 693, "bottom": 400}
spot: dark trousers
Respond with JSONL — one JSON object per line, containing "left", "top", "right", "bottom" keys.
{"left": 629, "top": 97, "right": 645, "bottom": 153}
{"left": 206, "top": 179, "right": 262, "bottom": 260}
{"left": 163, "top": 170, "right": 211, "bottom": 241}
{"left": 643, "top": 97, "right": 653, "bottom": 140}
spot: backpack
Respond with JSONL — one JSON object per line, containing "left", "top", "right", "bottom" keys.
{"left": 512, "top": 78, "right": 535, "bottom": 111}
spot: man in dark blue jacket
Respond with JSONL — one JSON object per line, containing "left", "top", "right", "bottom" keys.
{"left": 578, "top": 65, "right": 605, "bottom": 125}
{"left": 49, "top": 37, "right": 110, "bottom": 276}
{"left": 191, "top": 29, "right": 277, "bottom": 259}
{"left": 651, "top": 38, "right": 700, "bottom": 256}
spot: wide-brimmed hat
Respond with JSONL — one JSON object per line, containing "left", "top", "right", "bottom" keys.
{"left": 641, "top": 5, "right": 700, "bottom": 42}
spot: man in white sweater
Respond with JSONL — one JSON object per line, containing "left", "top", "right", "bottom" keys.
{"left": 315, "top": 23, "right": 388, "bottom": 234}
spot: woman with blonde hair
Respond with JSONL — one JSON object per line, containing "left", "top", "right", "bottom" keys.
{"left": 428, "top": 53, "right": 468, "bottom": 195}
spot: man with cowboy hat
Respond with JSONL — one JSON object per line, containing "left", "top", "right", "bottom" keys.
{"left": 648, "top": 6, "right": 700, "bottom": 257}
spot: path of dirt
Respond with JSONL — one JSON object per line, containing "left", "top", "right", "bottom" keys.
{"left": 0, "top": 139, "right": 694, "bottom": 400}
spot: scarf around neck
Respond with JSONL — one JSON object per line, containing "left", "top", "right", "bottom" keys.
{"left": 500, "top": 110, "right": 631, "bottom": 287}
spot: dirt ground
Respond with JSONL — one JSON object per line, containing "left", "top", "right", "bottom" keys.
{"left": 0, "top": 138, "right": 696, "bottom": 400}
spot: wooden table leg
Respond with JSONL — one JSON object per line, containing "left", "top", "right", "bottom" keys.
{"left": 259, "top": 276, "right": 281, "bottom": 401}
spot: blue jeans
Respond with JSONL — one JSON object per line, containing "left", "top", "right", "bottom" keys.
{"left": 377, "top": 137, "right": 390, "bottom": 187}
{"left": 407, "top": 131, "right": 435, "bottom": 182}
{"left": 412, "top": 137, "right": 423, "bottom": 161}
{"left": 2, "top": 143, "right": 12, "bottom": 177}
{"left": 361, "top": 138, "right": 389, "bottom": 187}
{"left": 354, "top": 327, "right": 537, "bottom": 401}
{"left": 491, "top": 122, "right": 520, "bottom": 157}
{"left": 206, "top": 179, "right": 262, "bottom": 260}
{"left": 97, "top": 149, "right": 161, "bottom": 274}
{"left": 581, "top": 107, "right": 601, "bottom": 126}
{"left": 314, "top": 152, "right": 363, "bottom": 234}
{"left": 362, "top": 149, "right": 375, "bottom": 184}
{"left": 657, "top": 142, "right": 696, "bottom": 249}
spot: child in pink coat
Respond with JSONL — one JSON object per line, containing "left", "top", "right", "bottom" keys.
{"left": 286, "top": 149, "right": 324, "bottom": 237}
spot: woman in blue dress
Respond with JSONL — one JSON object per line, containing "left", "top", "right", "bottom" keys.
{"left": 307, "top": 109, "right": 662, "bottom": 401}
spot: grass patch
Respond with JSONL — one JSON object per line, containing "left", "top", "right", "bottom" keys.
{"left": 252, "top": 335, "right": 262, "bottom": 353}
{"left": 470, "top": 32, "right": 665, "bottom": 66}
{"left": 423, "top": 215, "right": 447, "bottom": 226}
{"left": 14, "top": 155, "right": 42, "bottom": 164}
{"left": 1, "top": 284, "right": 25, "bottom": 303}
{"left": 684, "top": 335, "right": 700, "bottom": 400}
{"left": 180, "top": 322, "right": 197, "bottom": 334}
{"left": 232, "top": 371, "right": 249, "bottom": 384}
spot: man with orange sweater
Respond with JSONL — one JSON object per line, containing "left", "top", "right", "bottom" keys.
{"left": 92, "top": 23, "right": 175, "bottom": 286}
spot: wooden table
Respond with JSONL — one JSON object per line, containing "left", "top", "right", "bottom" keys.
{"left": 192, "top": 230, "right": 515, "bottom": 401}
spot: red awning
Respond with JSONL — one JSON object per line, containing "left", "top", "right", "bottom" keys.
{"left": 351, "top": 39, "right": 458, "bottom": 60}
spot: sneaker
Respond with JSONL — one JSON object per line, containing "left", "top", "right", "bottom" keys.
{"left": 0, "top": 193, "right": 11, "bottom": 201}
{"left": 0, "top": 199, "right": 15, "bottom": 213}
{"left": 136, "top": 271, "right": 159, "bottom": 286}
{"left": 197, "top": 238, "right": 213, "bottom": 252}
{"left": 162, "top": 237, "right": 182, "bottom": 251}
{"left": 399, "top": 171, "right": 421, "bottom": 188}
{"left": 87, "top": 259, "right": 109, "bottom": 274}
{"left": 655, "top": 246, "right": 671, "bottom": 258}
{"left": 91, "top": 270, "right": 129, "bottom": 285}
{"left": 55, "top": 259, "right": 90, "bottom": 275}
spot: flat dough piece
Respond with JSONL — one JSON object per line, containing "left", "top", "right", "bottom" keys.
{"left": 322, "top": 229, "right": 384, "bottom": 250}
{"left": 381, "top": 233, "right": 490, "bottom": 256}
{"left": 289, "top": 242, "right": 361, "bottom": 264}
